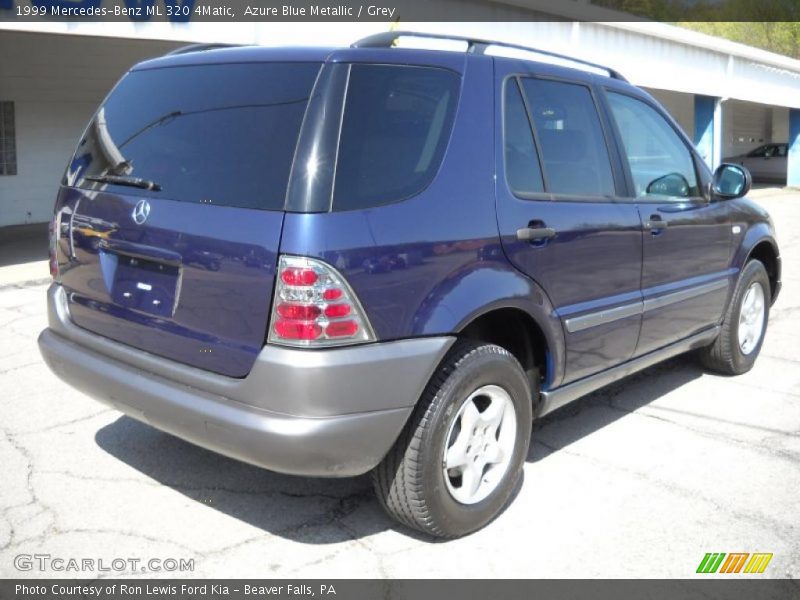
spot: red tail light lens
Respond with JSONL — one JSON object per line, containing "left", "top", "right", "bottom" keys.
{"left": 322, "top": 288, "right": 343, "bottom": 301}
{"left": 268, "top": 256, "right": 376, "bottom": 347}
{"left": 277, "top": 303, "right": 322, "bottom": 320}
{"left": 325, "top": 320, "right": 359, "bottom": 338}
{"left": 280, "top": 267, "right": 318, "bottom": 286}
{"left": 324, "top": 303, "right": 351, "bottom": 318}
{"left": 274, "top": 319, "right": 322, "bottom": 341}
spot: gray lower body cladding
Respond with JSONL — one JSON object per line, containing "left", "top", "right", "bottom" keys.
{"left": 39, "top": 284, "right": 454, "bottom": 477}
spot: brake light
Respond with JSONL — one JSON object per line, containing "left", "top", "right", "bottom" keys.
{"left": 48, "top": 213, "right": 60, "bottom": 280}
{"left": 268, "top": 256, "right": 376, "bottom": 347}
{"left": 274, "top": 320, "right": 322, "bottom": 341}
{"left": 276, "top": 303, "right": 322, "bottom": 320}
{"left": 326, "top": 320, "right": 359, "bottom": 338}
{"left": 324, "top": 303, "right": 351, "bottom": 318}
{"left": 280, "top": 267, "right": 318, "bottom": 286}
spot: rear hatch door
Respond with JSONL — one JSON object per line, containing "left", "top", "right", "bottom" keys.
{"left": 56, "top": 59, "right": 321, "bottom": 377}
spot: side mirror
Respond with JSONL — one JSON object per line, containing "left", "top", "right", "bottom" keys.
{"left": 711, "top": 163, "right": 751, "bottom": 200}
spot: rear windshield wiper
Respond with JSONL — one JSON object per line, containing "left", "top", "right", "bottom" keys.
{"left": 85, "top": 174, "right": 162, "bottom": 191}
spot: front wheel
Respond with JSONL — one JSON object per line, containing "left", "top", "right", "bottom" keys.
{"left": 699, "top": 259, "right": 771, "bottom": 375}
{"left": 373, "top": 341, "right": 533, "bottom": 538}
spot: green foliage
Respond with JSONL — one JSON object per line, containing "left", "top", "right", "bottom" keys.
{"left": 678, "top": 22, "right": 800, "bottom": 60}
{"left": 590, "top": 1, "right": 800, "bottom": 59}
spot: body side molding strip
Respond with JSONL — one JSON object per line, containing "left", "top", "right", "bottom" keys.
{"left": 642, "top": 278, "right": 729, "bottom": 312}
{"left": 538, "top": 326, "right": 720, "bottom": 416}
{"left": 564, "top": 278, "right": 731, "bottom": 334}
{"left": 565, "top": 301, "right": 642, "bottom": 333}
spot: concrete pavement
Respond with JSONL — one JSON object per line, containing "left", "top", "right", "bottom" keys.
{"left": 0, "top": 192, "right": 798, "bottom": 578}
{"left": 0, "top": 223, "right": 49, "bottom": 288}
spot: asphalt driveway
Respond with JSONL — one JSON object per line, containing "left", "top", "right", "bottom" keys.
{"left": 1, "top": 189, "right": 798, "bottom": 578}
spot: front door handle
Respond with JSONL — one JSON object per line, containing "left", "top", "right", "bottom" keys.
{"left": 644, "top": 215, "right": 668, "bottom": 233}
{"left": 517, "top": 226, "right": 556, "bottom": 242}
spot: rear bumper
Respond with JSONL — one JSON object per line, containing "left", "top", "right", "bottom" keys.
{"left": 39, "top": 284, "right": 454, "bottom": 476}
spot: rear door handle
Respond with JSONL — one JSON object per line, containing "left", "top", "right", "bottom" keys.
{"left": 516, "top": 226, "right": 556, "bottom": 242}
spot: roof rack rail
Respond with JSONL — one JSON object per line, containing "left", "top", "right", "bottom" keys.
{"left": 165, "top": 43, "right": 241, "bottom": 56}
{"left": 351, "top": 31, "right": 626, "bottom": 81}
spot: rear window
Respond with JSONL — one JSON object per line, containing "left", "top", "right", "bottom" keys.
{"left": 332, "top": 65, "right": 460, "bottom": 211}
{"left": 66, "top": 62, "right": 321, "bottom": 210}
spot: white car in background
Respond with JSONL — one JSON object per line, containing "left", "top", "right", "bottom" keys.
{"left": 724, "top": 143, "right": 788, "bottom": 183}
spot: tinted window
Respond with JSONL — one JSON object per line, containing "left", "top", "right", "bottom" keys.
{"left": 0, "top": 101, "right": 17, "bottom": 176}
{"left": 67, "top": 63, "right": 321, "bottom": 210}
{"left": 520, "top": 78, "right": 615, "bottom": 197}
{"left": 504, "top": 79, "right": 544, "bottom": 195}
{"left": 607, "top": 92, "right": 699, "bottom": 200}
{"left": 333, "top": 65, "right": 459, "bottom": 211}
{"left": 748, "top": 145, "right": 769, "bottom": 158}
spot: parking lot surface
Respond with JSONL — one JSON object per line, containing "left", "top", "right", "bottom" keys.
{"left": 1, "top": 190, "right": 798, "bottom": 578}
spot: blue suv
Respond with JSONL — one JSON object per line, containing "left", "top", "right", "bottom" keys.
{"left": 39, "top": 32, "right": 781, "bottom": 538}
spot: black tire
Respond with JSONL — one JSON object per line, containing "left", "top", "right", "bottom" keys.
{"left": 373, "top": 340, "right": 533, "bottom": 538}
{"left": 699, "top": 260, "right": 771, "bottom": 375}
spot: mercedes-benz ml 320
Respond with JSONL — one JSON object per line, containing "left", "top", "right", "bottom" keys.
{"left": 40, "top": 33, "right": 781, "bottom": 537}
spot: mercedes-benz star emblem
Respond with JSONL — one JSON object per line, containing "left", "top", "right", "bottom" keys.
{"left": 132, "top": 199, "right": 151, "bottom": 225}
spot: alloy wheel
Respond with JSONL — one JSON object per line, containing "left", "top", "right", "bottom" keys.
{"left": 738, "top": 281, "right": 766, "bottom": 355}
{"left": 443, "top": 384, "right": 518, "bottom": 505}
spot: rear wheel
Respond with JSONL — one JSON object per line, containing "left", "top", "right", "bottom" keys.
{"left": 699, "top": 260, "right": 770, "bottom": 375}
{"left": 373, "top": 340, "right": 533, "bottom": 538}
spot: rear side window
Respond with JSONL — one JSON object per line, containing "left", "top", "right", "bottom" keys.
{"left": 606, "top": 92, "right": 700, "bottom": 200}
{"left": 504, "top": 79, "right": 544, "bottom": 195}
{"left": 520, "top": 78, "right": 616, "bottom": 197}
{"left": 333, "top": 65, "right": 460, "bottom": 211}
{"left": 67, "top": 62, "right": 321, "bottom": 210}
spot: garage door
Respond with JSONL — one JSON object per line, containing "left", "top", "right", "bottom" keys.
{"left": 726, "top": 101, "right": 770, "bottom": 157}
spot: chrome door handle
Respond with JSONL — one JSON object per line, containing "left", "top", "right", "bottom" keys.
{"left": 516, "top": 227, "right": 556, "bottom": 242}
{"left": 644, "top": 216, "right": 668, "bottom": 231}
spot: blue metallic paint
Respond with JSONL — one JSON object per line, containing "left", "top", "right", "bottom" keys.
{"left": 50, "top": 43, "right": 782, "bottom": 402}
{"left": 492, "top": 60, "right": 644, "bottom": 384}
{"left": 729, "top": 199, "right": 780, "bottom": 272}
{"left": 633, "top": 198, "right": 733, "bottom": 356}
{"left": 278, "top": 52, "right": 569, "bottom": 389}
{"left": 55, "top": 187, "right": 283, "bottom": 378}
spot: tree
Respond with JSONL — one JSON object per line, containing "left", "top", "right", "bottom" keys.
{"left": 678, "top": 22, "right": 800, "bottom": 60}
{"left": 590, "top": 1, "right": 800, "bottom": 59}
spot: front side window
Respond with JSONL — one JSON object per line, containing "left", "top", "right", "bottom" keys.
{"left": 520, "top": 78, "right": 616, "bottom": 197}
{"left": 333, "top": 65, "right": 460, "bottom": 211}
{"left": 607, "top": 92, "right": 700, "bottom": 200}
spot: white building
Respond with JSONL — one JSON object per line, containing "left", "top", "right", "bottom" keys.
{"left": 1, "top": 12, "right": 800, "bottom": 228}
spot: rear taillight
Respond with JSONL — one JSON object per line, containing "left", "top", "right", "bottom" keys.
{"left": 48, "top": 213, "right": 60, "bottom": 279}
{"left": 268, "top": 256, "right": 376, "bottom": 347}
